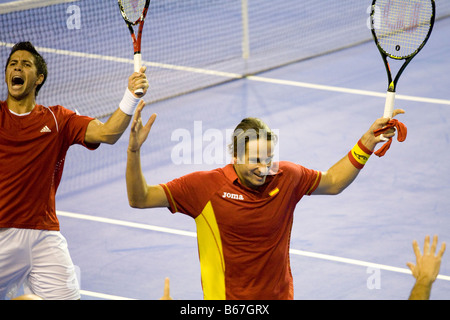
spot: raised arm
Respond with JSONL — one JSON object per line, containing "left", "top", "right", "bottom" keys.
{"left": 126, "top": 101, "right": 169, "bottom": 208}
{"left": 408, "top": 235, "right": 446, "bottom": 300}
{"left": 313, "top": 109, "right": 404, "bottom": 195}
{"left": 85, "top": 66, "right": 149, "bottom": 145}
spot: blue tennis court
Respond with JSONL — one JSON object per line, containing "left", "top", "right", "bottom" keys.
{"left": 1, "top": 0, "right": 450, "bottom": 300}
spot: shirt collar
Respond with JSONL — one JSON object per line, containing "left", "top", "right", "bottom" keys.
{"left": 222, "top": 162, "right": 283, "bottom": 185}
{"left": 223, "top": 164, "right": 239, "bottom": 182}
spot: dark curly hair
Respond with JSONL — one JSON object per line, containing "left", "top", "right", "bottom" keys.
{"left": 5, "top": 41, "right": 47, "bottom": 97}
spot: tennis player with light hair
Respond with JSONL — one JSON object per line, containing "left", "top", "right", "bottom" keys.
{"left": 126, "top": 101, "right": 405, "bottom": 300}
{"left": 0, "top": 41, "right": 148, "bottom": 300}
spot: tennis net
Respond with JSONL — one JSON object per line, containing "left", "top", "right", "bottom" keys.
{"left": 1, "top": 0, "right": 449, "bottom": 196}
{"left": 2, "top": 0, "right": 449, "bottom": 119}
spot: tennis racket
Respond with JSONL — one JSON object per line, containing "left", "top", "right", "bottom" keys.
{"left": 370, "top": 0, "right": 435, "bottom": 118}
{"left": 118, "top": 0, "right": 151, "bottom": 97}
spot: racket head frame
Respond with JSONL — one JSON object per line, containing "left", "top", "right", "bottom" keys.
{"left": 118, "top": 0, "right": 151, "bottom": 25}
{"left": 369, "top": 0, "right": 436, "bottom": 92}
{"left": 118, "top": 0, "right": 150, "bottom": 54}
{"left": 118, "top": 0, "right": 150, "bottom": 96}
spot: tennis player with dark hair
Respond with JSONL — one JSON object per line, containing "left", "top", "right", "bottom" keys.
{"left": 126, "top": 101, "right": 405, "bottom": 300}
{"left": 0, "top": 41, "right": 148, "bottom": 300}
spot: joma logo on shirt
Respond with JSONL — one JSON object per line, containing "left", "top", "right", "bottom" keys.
{"left": 222, "top": 192, "right": 244, "bottom": 200}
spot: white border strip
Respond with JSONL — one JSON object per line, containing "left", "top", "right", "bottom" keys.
{"left": 57, "top": 210, "right": 450, "bottom": 282}
{"left": 1, "top": 41, "right": 449, "bottom": 106}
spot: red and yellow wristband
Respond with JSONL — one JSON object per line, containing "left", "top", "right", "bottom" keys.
{"left": 348, "top": 140, "right": 373, "bottom": 169}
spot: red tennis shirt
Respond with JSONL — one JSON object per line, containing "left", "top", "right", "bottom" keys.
{"left": 161, "top": 161, "right": 321, "bottom": 300}
{"left": 0, "top": 101, "right": 98, "bottom": 231}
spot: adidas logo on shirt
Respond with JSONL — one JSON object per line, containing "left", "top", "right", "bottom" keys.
{"left": 40, "top": 126, "right": 51, "bottom": 133}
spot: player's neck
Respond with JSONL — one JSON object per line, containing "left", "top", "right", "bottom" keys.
{"left": 6, "top": 94, "right": 36, "bottom": 114}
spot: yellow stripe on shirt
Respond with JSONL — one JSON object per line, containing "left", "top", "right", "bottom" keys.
{"left": 195, "top": 201, "right": 226, "bottom": 300}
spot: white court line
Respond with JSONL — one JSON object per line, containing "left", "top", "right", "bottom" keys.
{"left": 290, "top": 249, "right": 450, "bottom": 281}
{"left": 57, "top": 210, "right": 450, "bottom": 282}
{"left": 57, "top": 210, "right": 197, "bottom": 237}
{"left": 248, "top": 75, "right": 450, "bottom": 106}
{"left": 1, "top": 41, "right": 449, "bottom": 106}
{"left": 79, "top": 290, "right": 135, "bottom": 300}
{"left": 0, "top": 42, "right": 243, "bottom": 80}
{"left": 0, "top": 0, "right": 78, "bottom": 14}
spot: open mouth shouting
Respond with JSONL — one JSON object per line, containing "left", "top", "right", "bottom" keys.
{"left": 11, "top": 76, "right": 25, "bottom": 88}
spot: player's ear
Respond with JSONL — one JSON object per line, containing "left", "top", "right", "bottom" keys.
{"left": 36, "top": 74, "right": 44, "bottom": 86}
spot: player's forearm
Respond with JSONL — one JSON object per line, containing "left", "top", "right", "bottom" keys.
{"left": 84, "top": 108, "right": 132, "bottom": 145}
{"left": 328, "top": 135, "right": 375, "bottom": 193}
{"left": 359, "top": 131, "right": 378, "bottom": 153}
{"left": 126, "top": 148, "right": 150, "bottom": 208}
{"left": 320, "top": 156, "right": 361, "bottom": 195}
{"left": 101, "top": 72, "right": 147, "bottom": 144}
{"left": 408, "top": 279, "right": 433, "bottom": 300}
{"left": 100, "top": 108, "right": 133, "bottom": 144}
{"left": 314, "top": 138, "right": 372, "bottom": 195}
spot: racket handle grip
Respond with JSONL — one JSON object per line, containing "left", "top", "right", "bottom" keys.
{"left": 133, "top": 53, "right": 144, "bottom": 97}
{"left": 383, "top": 91, "right": 395, "bottom": 119}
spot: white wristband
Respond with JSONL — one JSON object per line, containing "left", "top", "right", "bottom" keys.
{"left": 119, "top": 88, "right": 140, "bottom": 115}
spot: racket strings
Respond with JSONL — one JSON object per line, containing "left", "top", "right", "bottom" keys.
{"left": 120, "top": 0, "right": 146, "bottom": 24}
{"left": 373, "top": 0, "right": 433, "bottom": 58}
